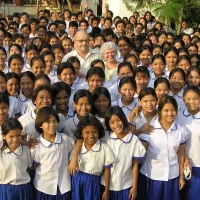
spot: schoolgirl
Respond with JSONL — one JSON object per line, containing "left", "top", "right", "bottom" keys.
{"left": 30, "top": 56, "right": 45, "bottom": 76}
{"left": 0, "top": 46, "right": 9, "bottom": 73}
{"left": 23, "top": 44, "right": 39, "bottom": 72}
{"left": 186, "top": 66, "right": 200, "bottom": 87}
{"left": 109, "top": 62, "right": 135, "bottom": 101}
{"left": 102, "top": 106, "right": 146, "bottom": 200}
{"left": 164, "top": 46, "right": 178, "bottom": 78}
{"left": 91, "top": 59, "right": 105, "bottom": 71}
{"left": 176, "top": 86, "right": 200, "bottom": 200}
{"left": 0, "top": 93, "right": 9, "bottom": 129}
{"left": 61, "top": 37, "right": 73, "bottom": 55}
{"left": 8, "top": 54, "right": 24, "bottom": 75}
{"left": 0, "top": 118, "right": 33, "bottom": 200}
{"left": 41, "top": 50, "right": 58, "bottom": 83}
{"left": 18, "top": 71, "right": 35, "bottom": 115}
{"left": 112, "top": 76, "right": 138, "bottom": 117}
{"left": 51, "top": 81, "right": 74, "bottom": 120}
{"left": 177, "top": 55, "right": 191, "bottom": 74}
{"left": 169, "top": 68, "right": 186, "bottom": 110}
{"left": 148, "top": 54, "right": 167, "bottom": 88}
{"left": 9, "top": 44, "right": 22, "bottom": 58}
{"left": 72, "top": 116, "right": 114, "bottom": 200}
{"left": 124, "top": 53, "right": 139, "bottom": 70}
{"left": 63, "top": 89, "right": 93, "bottom": 139}
{"left": 190, "top": 53, "right": 200, "bottom": 67}
{"left": 138, "top": 95, "right": 188, "bottom": 200}
{"left": 32, "top": 106, "right": 74, "bottom": 200}
{"left": 152, "top": 44, "right": 163, "bottom": 56}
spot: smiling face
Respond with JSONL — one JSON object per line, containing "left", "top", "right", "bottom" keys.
{"left": 165, "top": 51, "right": 178, "bottom": 68}
{"left": 31, "top": 60, "right": 45, "bottom": 75}
{"left": 55, "top": 90, "right": 69, "bottom": 111}
{"left": 20, "top": 76, "right": 34, "bottom": 98}
{"left": 140, "top": 95, "right": 157, "bottom": 113}
{"left": 94, "top": 95, "right": 110, "bottom": 114}
{"left": 59, "top": 68, "right": 75, "bottom": 86}
{"left": 119, "top": 83, "right": 135, "bottom": 102}
{"left": 159, "top": 103, "right": 177, "bottom": 123}
{"left": 152, "top": 58, "right": 166, "bottom": 76}
{"left": 6, "top": 78, "right": 19, "bottom": 97}
{"left": 0, "top": 102, "right": 8, "bottom": 122}
{"left": 3, "top": 129, "right": 22, "bottom": 152}
{"left": 184, "top": 90, "right": 200, "bottom": 112}
{"left": 87, "top": 75, "right": 103, "bottom": 92}
{"left": 155, "top": 82, "right": 169, "bottom": 100}
{"left": 118, "top": 40, "right": 131, "bottom": 57}
{"left": 74, "top": 32, "right": 90, "bottom": 54}
{"left": 169, "top": 72, "right": 185, "bottom": 91}
{"left": 178, "top": 59, "right": 191, "bottom": 74}
{"left": 9, "top": 58, "right": 23, "bottom": 75}
{"left": 139, "top": 49, "right": 152, "bottom": 67}
{"left": 187, "top": 70, "right": 200, "bottom": 87}
{"left": 103, "top": 48, "right": 116, "bottom": 62}
{"left": 109, "top": 114, "right": 124, "bottom": 134}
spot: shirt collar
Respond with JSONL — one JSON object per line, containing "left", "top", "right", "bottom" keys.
{"left": 3, "top": 144, "right": 23, "bottom": 156}
{"left": 71, "top": 83, "right": 76, "bottom": 91}
{"left": 169, "top": 88, "right": 184, "bottom": 98}
{"left": 150, "top": 72, "right": 167, "bottom": 80}
{"left": 74, "top": 76, "right": 80, "bottom": 84}
{"left": 73, "top": 114, "right": 80, "bottom": 127}
{"left": 80, "top": 140, "right": 101, "bottom": 154}
{"left": 30, "top": 110, "right": 37, "bottom": 120}
{"left": 18, "top": 92, "right": 28, "bottom": 102}
{"left": 109, "top": 131, "right": 133, "bottom": 143}
{"left": 154, "top": 118, "right": 177, "bottom": 132}
{"left": 118, "top": 98, "right": 137, "bottom": 111}
{"left": 39, "top": 132, "right": 62, "bottom": 147}
{"left": 183, "top": 109, "right": 200, "bottom": 119}
{"left": 49, "top": 68, "right": 56, "bottom": 76}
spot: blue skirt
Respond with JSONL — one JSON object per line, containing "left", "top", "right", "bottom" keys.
{"left": 35, "top": 187, "right": 71, "bottom": 200}
{"left": 184, "top": 166, "right": 200, "bottom": 200}
{"left": 72, "top": 171, "right": 101, "bottom": 200}
{"left": 137, "top": 173, "right": 179, "bottom": 200}
{"left": 0, "top": 182, "right": 33, "bottom": 200}
{"left": 101, "top": 185, "right": 131, "bottom": 200}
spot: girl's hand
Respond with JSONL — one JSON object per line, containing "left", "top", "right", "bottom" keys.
{"left": 128, "top": 106, "right": 142, "bottom": 122}
{"left": 179, "top": 176, "right": 185, "bottom": 190}
{"left": 138, "top": 123, "right": 154, "bottom": 134}
{"left": 102, "top": 190, "right": 109, "bottom": 200}
{"left": 128, "top": 186, "right": 137, "bottom": 200}
{"left": 22, "top": 138, "right": 38, "bottom": 148}
{"left": 184, "top": 158, "right": 192, "bottom": 173}
{"left": 68, "top": 158, "right": 79, "bottom": 176}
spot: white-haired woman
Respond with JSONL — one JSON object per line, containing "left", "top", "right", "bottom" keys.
{"left": 100, "top": 42, "right": 119, "bottom": 81}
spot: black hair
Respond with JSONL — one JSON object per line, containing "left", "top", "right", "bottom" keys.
{"left": 100, "top": 28, "right": 114, "bottom": 38}
{"left": 105, "top": 106, "right": 129, "bottom": 131}
{"left": 178, "top": 47, "right": 189, "bottom": 56}
{"left": 69, "top": 21, "right": 78, "bottom": 28}
{"left": 51, "top": 44, "right": 64, "bottom": 53}
{"left": 187, "top": 66, "right": 200, "bottom": 78}
{"left": 140, "top": 44, "right": 152, "bottom": 54}
{"left": 0, "top": 92, "right": 9, "bottom": 106}
{"left": 79, "top": 19, "right": 89, "bottom": 27}
{"left": 91, "top": 59, "right": 105, "bottom": 68}
{"left": 74, "top": 116, "right": 105, "bottom": 139}
{"left": 48, "top": 22, "right": 58, "bottom": 30}
{"left": 12, "top": 33, "right": 25, "bottom": 42}
{"left": 8, "top": 54, "right": 24, "bottom": 68}
{"left": 164, "top": 46, "right": 178, "bottom": 57}
{"left": 151, "top": 54, "right": 166, "bottom": 65}
{"left": 35, "top": 107, "right": 59, "bottom": 134}
{"left": 9, "top": 43, "right": 22, "bottom": 54}
{"left": 169, "top": 68, "right": 186, "bottom": 81}
{"left": 118, "top": 76, "right": 136, "bottom": 90}
{"left": 183, "top": 85, "right": 200, "bottom": 97}
{"left": 158, "top": 95, "right": 178, "bottom": 114}
{"left": 73, "top": 89, "right": 93, "bottom": 105}
{"left": 117, "top": 36, "right": 131, "bottom": 46}
{"left": 51, "top": 82, "right": 71, "bottom": 100}
{"left": 117, "top": 61, "right": 134, "bottom": 74}
{"left": 57, "top": 61, "right": 75, "bottom": 77}
{"left": 139, "top": 87, "right": 157, "bottom": 101}
{"left": 0, "top": 46, "right": 7, "bottom": 55}
{"left": 20, "top": 71, "right": 35, "bottom": 83}
{"left": 154, "top": 77, "right": 170, "bottom": 90}
{"left": 86, "top": 67, "right": 105, "bottom": 81}
{"left": 134, "top": 66, "right": 150, "bottom": 78}
{"left": 39, "top": 43, "right": 51, "bottom": 53}
{"left": 124, "top": 54, "right": 139, "bottom": 63}
{"left": 41, "top": 50, "right": 55, "bottom": 60}
{"left": 30, "top": 56, "right": 45, "bottom": 68}
{"left": 32, "top": 85, "right": 52, "bottom": 105}
{"left": 174, "top": 39, "right": 185, "bottom": 48}
{"left": 115, "top": 19, "right": 125, "bottom": 28}
{"left": 5, "top": 72, "right": 20, "bottom": 83}
{"left": 25, "top": 44, "right": 39, "bottom": 54}
{"left": 67, "top": 56, "right": 80, "bottom": 66}
{"left": 177, "top": 55, "right": 191, "bottom": 65}
{"left": 91, "top": 87, "right": 111, "bottom": 115}
{"left": 35, "top": 73, "right": 51, "bottom": 86}
{"left": 20, "top": 24, "right": 31, "bottom": 32}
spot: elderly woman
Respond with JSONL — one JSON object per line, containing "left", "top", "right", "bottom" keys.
{"left": 100, "top": 42, "right": 119, "bottom": 81}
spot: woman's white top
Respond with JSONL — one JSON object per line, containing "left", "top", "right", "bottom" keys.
{"left": 31, "top": 133, "right": 74, "bottom": 195}
{"left": 0, "top": 145, "right": 32, "bottom": 185}
{"left": 139, "top": 118, "right": 189, "bottom": 181}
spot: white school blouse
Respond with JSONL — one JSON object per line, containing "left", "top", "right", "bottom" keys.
{"left": 22, "top": 63, "right": 31, "bottom": 72}
{"left": 101, "top": 132, "right": 146, "bottom": 191}
{"left": 8, "top": 96, "right": 21, "bottom": 117}
{"left": 148, "top": 72, "right": 167, "bottom": 88}
{"left": 0, "top": 145, "right": 32, "bottom": 185}
{"left": 48, "top": 68, "right": 59, "bottom": 84}
{"left": 18, "top": 92, "right": 32, "bottom": 115}
{"left": 177, "top": 109, "right": 200, "bottom": 167}
{"left": 139, "top": 119, "right": 189, "bottom": 181}
{"left": 31, "top": 133, "right": 74, "bottom": 195}
{"left": 112, "top": 97, "right": 138, "bottom": 117}
{"left": 77, "top": 140, "right": 114, "bottom": 175}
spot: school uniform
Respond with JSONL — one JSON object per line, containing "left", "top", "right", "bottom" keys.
{"left": 31, "top": 133, "right": 74, "bottom": 199}
{"left": 18, "top": 92, "right": 32, "bottom": 115}
{"left": 177, "top": 109, "right": 200, "bottom": 200}
{"left": 169, "top": 88, "right": 186, "bottom": 111}
{"left": 18, "top": 110, "right": 66, "bottom": 139}
{"left": 79, "top": 81, "right": 112, "bottom": 91}
{"left": 138, "top": 118, "right": 189, "bottom": 200}
{"left": 8, "top": 96, "right": 21, "bottom": 118}
{"left": 101, "top": 131, "right": 146, "bottom": 199}
{"left": 48, "top": 68, "right": 59, "bottom": 84}
{"left": 112, "top": 97, "right": 138, "bottom": 117}
{"left": 3, "top": 64, "right": 11, "bottom": 74}
{"left": 137, "top": 62, "right": 152, "bottom": 72}
{"left": 0, "top": 145, "right": 33, "bottom": 200}
{"left": 72, "top": 140, "right": 114, "bottom": 200}
{"left": 148, "top": 72, "right": 167, "bottom": 88}
{"left": 22, "top": 63, "right": 31, "bottom": 72}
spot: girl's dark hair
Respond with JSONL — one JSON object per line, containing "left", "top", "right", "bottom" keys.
{"left": 8, "top": 54, "right": 24, "bottom": 67}
{"left": 5, "top": 72, "right": 20, "bottom": 83}
{"left": 30, "top": 56, "right": 45, "bottom": 67}
{"left": 51, "top": 82, "right": 71, "bottom": 100}
{"left": 91, "top": 87, "right": 111, "bottom": 115}
{"left": 164, "top": 46, "right": 178, "bottom": 57}
{"left": 73, "top": 89, "right": 93, "bottom": 105}
{"left": 139, "top": 45, "right": 152, "bottom": 54}
{"left": 154, "top": 77, "right": 170, "bottom": 90}
{"left": 0, "top": 93, "right": 9, "bottom": 106}
{"left": 25, "top": 43, "right": 38, "bottom": 53}
{"left": 178, "top": 47, "right": 189, "bottom": 56}
{"left": 91, "top": 59, "right": 105, "bottom": 68}
{"left": 169, "top": 68, "right": 186, "bottom": 81}
{"left": 35, "top": 106, "right": 59, "bottom": 134}
{"left": 117, "top": 36, "right": 131, "bottom": 46}
{"left": 177, "top": 55, "right": 191, "bottom": 65}
{"left": 2, "top": 118, "right": 22, "bottom": 136}
{"left": 151, "top": 54, "right": 166, "bottom": 65}
{"left": 86, "top": 67, "right": 105, "bottom": 81}
{"left": 20, "top": 71, "right": 35, "bottom": 83}
{"left": 35, "top": 73, "right": 51, "bottom": 86}
{"left": 158, "top": 95, "right": 178, "bottom": 114}
{"left": 57, "top": 61, "right": 75, "bottom": 76}
{"left": 139, "top": 87, "right": 157, "bottom": 101}
{"left": 32, "top": 85, "right": 52, "bottom": 105}
{"left": 124, "top": 53, "right": 138, "bottom": 62}
{"left": 39, "top": 43, "right": 51, "bottom": 53}
{"left": 105, "top": 106, "right": 129, "bottom": 131}
{"left": 118, "top": 76, "right": 136, "bottom": 90}
{"left": 0, "top": 46, "right": 7, "bottom": 56}
{"left": 41, "top": 50, "right": 55, "bottom": 60}
{"left": 134, "top": 66, "right": 150, "bottom": 78}
{"left": 183, "top": 85, "right": 200, "bottom": 97}
{"left": 67, "top": 56, "right": 80, "bottom": 65}
{"left": 74, "top": 116, "right": 105, "bottom": 139}
{"left": 186, "top": 66, "right": 200, "bottom": 78}
{"left": 9, "top": 44, "right": 22, "bottom": 54}
{"left": 117, "top": 62, "right": 134, "bottom": 74}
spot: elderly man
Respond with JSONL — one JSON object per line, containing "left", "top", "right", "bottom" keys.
{"left": 62, "top": 31, "right": 101, "bottom": 74}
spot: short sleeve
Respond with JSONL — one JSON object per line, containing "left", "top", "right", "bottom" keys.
{"left": 132, "top": 136, "right": 146, "bottom": 163}
{"left": 25, "top": 146, "right": 33, "bottom": 168}
{"left": 103, "top": 144, "right": 115, "bottom": 168}
{"left": 180, "top": 126, "right": 189, "bottom": 145}
{"left": 58, "top": 113, "right": 65, "bottom": 132}
{"left": 139, "top": 133, "right": 150, "bottom": 143}
{"left": 31, "top": 147, "right": 40, "bottom": 164}
{"left": 62, "top": 134, "right": 74, "bottom": 153}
